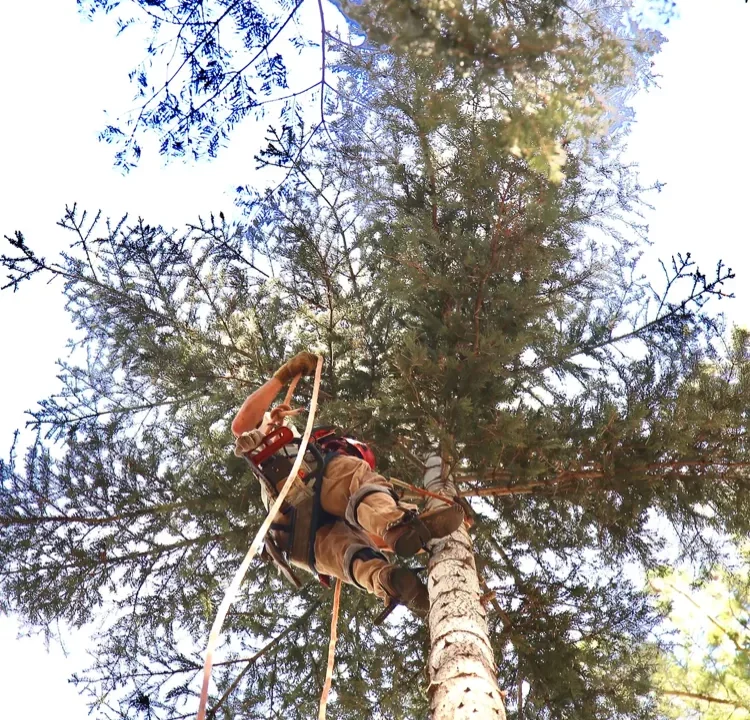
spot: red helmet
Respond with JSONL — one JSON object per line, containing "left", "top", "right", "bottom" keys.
{"left": 344, "top": 438, "right": 376, "bottom": 470}
{"left": 312, "top": 427, "right": 376, "bottom": 469}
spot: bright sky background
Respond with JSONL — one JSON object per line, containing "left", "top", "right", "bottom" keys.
{"left": 0, "top": 0, "right": 748, "bottom": 717}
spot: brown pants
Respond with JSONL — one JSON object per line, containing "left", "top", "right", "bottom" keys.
{"left": 273, "top": 455, "right": 409, "bottom": 600}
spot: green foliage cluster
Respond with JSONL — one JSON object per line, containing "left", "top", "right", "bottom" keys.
{"left": 2, "top": 1, "right": 749, "bottom": 720}
{"left": 651, "top": 563, "right": 750, "bottom": 719}
{"left": 81, "top": 0, "right": 664, "bottom": 175}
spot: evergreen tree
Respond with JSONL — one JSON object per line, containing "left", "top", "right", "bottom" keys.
{"left": 3, "top": 2, "right": 748, "bottom": 720}
{"left": 2, "top": 150, "right": 748, "bottom": 720}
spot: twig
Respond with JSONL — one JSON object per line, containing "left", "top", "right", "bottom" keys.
{"left": 658, "top": 688, "right": 746, "bottom": 708}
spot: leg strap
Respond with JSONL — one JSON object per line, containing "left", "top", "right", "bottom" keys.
{"left": 345, "top": 484, "right": 399, "bottom": 529}
{"left": 307, "top": 451, "right": 338, "bottom": 576}
{"left": 344, "top": 545, "right": 388, "bottom": 589}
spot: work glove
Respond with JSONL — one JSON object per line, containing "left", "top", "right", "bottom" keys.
{"left": 234, "top": 429, "right": 265, "bottom": 457}
{"left": 273, "top": 352, "right": 319, "bottom": 385}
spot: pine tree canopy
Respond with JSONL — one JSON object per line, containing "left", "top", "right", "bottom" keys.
{"left": 3, "top": 1, "right": 748, "bottom": 720}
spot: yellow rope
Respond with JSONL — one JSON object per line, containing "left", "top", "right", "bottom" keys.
{"left": 196, "top": 356, "right": 324, "bottom": 720}
{"left": 318, "top": 578, "right": 343, "bottom": 720}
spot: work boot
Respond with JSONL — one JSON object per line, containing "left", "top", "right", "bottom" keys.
{"left": 383, "top": 513, "right": 430, "bottom": 558}
{"left": 383, "top": 504, "right": 465, "bottom": 557}
{"left": 418, "top": 503, "right": 464, "bottom": 540}
{"left": 378, "top": 566, "right": 429, "bottom": 617}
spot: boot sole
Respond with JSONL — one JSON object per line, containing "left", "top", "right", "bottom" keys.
{"left": 388, "top": 567, "right": 429, "bottom": 616}
{"left": 391, "top": 527, "right": 427, "bottom": 558}
{"left": 420, "top": 504, "right": 464, "bottom": 539}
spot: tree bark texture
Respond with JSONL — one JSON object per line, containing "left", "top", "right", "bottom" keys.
{"left": 424, "top": 455, "right": 506, "bottom": 720}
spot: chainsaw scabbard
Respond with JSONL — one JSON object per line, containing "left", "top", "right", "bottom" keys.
{"left": 287, "top": 497, "right": 315, "bottom": 572}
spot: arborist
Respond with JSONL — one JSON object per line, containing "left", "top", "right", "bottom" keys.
{"left": 232, "top": 352, "right": 464, "bottom": 615}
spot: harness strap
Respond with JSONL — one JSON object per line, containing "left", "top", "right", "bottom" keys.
{"left": 307, "top": 451, "right": 338, "bottom": 577}
{"left": 262, "top": 536, "right": 302, "bottom": 590}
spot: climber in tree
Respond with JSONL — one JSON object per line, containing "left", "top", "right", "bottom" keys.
{"left": 232, "top": 352, "right": 464, "bottom": 615}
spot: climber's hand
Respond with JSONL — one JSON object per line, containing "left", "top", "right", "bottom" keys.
{"left": 273, "top": 352, "right": 319, "bottom": 385}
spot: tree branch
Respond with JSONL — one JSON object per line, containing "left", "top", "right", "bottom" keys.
{"left": 206, "top": 601, "right": 321, "bottom": 718}
{"left": 658, "top": 688, "right": 747, "bottom": 708}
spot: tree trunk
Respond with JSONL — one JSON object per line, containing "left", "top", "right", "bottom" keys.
{"left": 424, "top": 455, "right": 506, "bottom": 720}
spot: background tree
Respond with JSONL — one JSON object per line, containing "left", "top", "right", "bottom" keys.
{"left": 80, "top": 0, "right": 667, "bottom": 176}
{"left": 650, "top": 561, "right": 750, "bottom": 719}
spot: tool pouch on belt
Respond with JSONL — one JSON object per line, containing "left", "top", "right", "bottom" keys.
{"left": 287, "top": 497, "right": 315, "bottom": 571}
{"left": 237, "top": 428, "right": 319, "bottom": 511}
{"left": 259, "top": 444, "right": 317, "bottom": 509}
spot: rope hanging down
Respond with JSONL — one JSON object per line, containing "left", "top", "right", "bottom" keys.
{"left": 196, "top": 355, "right": 324, "bottom": 720}
{"left": 318, "top": 578, "right": 342, "bottom": 720}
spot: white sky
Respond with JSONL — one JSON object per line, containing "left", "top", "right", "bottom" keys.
{"left": 0, "top": 0, "right": 748, "bottom": 717}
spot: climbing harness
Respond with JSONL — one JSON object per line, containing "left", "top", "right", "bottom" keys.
{"left": 240, "top": 423, "right": 380, "bottom": 588}
{"left": 196, "top": 356, "right": 324, "bottom": 720}
{"left": 241, "top": 423, "right": 336, "bottom": 587}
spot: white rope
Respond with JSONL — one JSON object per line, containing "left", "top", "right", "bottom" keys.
{"left": 318, "top": 578, "right": 342, "bottom": 720}
{"left": 196, "top": 355, "right": 324, "bottom": 720}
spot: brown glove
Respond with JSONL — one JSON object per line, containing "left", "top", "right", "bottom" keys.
{"left": 273, "top": 352, "right": 319, "bottom": 385}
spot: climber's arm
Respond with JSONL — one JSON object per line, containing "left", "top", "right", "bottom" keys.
{"left": 231, "top": 352, "right": 319, "bottom": 437}
{"left": 231, "top": 377, "right": 283, "bottom": 437}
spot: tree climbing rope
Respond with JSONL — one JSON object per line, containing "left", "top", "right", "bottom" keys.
{"left": 318, "top": 577, "right": 342, "bottom": 720}
{"left": 196, "top": 355, "right": 324, "bottom": 720}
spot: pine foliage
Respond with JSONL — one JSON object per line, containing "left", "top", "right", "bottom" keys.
{"left": 79, "top": 0, "right": 665, "bottom": 174}
{"left": 651, "top": 562, "right": 750, "bottom": 719}
{"left": 3, "top": 2, "right": 750, "bottom": 720}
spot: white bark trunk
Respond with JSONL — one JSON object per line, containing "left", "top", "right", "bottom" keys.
{"left": 424, "top": 455, "right": 506, "bottom": 720}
